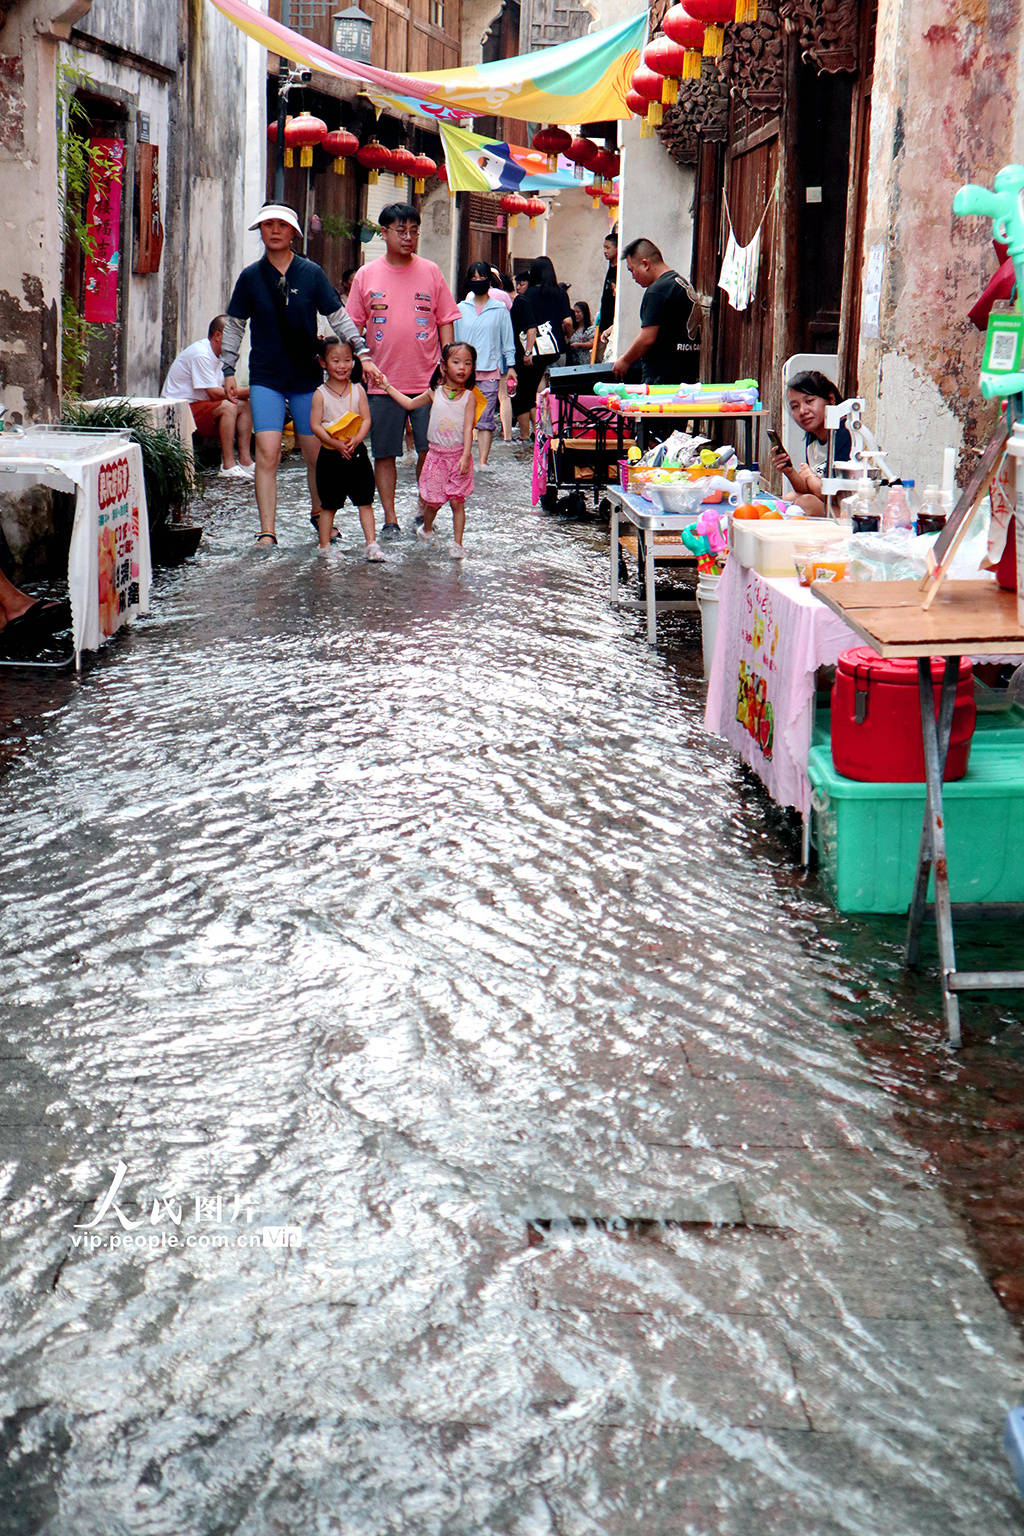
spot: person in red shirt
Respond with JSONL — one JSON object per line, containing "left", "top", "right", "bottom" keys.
{"left": 345, "top": 204, "right": 461, "bottom": 539}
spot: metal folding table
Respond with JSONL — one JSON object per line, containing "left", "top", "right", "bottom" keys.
{"left": 606, "top": 487, "right": 701, "bottom": 645}
{"left": 812, "top": 578, "right": 1024, "bottom": 1046}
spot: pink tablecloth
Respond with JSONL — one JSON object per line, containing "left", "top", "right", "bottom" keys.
{"left": 704, "top": 561, "right": 858, "bottom": 815}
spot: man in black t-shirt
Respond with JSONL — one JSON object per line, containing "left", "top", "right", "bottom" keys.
{"left": 611, "top": 237, "right": 701, "bottom": 386}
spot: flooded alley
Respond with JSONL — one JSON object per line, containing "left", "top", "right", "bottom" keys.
{"left": 2, "top": 446, "right": 1024, "bottom": 1535}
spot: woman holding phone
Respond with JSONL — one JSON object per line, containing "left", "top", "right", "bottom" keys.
{"left": 769, "top": 370, "right": 851, "bottom": 517}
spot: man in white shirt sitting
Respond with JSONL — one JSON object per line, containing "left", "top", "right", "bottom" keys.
{"left": 161, "top": 315, "right": 254, "bottom": 478}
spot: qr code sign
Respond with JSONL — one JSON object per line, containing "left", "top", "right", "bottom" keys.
{"left": 990, "top": 328, "right": 1019, "bottom": 369}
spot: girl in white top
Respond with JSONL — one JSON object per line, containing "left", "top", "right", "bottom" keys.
{"left": 381, "top": 342, "right": 476, "bottom": 559}
{"left": 309, "top": 338, "right": 382, "bottom": 559}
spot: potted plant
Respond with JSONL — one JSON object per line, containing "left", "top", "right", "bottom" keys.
{"left": 61, "top": 399, "right": 203, "bottom": 564}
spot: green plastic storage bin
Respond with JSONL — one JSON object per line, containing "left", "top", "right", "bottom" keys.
{"left": 808, "top": 740, "right": 1024, "bottom": 913}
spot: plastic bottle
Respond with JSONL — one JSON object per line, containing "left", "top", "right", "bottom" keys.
{"left": 902, "top": 479, "right": 921, "bottom": 520}
{"left": 847, "top": 478, "right": 881, "bottom": 533}
{"left": 916, "top": 484, "right": 947, "bottom": 535}
{"left": 882, "top": 480, "right": 913, "bottom": 531}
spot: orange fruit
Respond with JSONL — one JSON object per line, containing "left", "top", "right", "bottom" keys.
{"left": 733, "top": 505, "right": 760, "bottom": 519}
{"left": 760, "top": 508, "right": 784, "bottom": 519}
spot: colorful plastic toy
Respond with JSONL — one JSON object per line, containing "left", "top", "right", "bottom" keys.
{"left": 954, "top": 166, "right": 1024, "bottom": 400}
{"left": 680, "top": 507, "right": 729, "bottom": 571}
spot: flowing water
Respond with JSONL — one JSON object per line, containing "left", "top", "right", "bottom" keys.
{"left": 2, "top": 447, "right": 1024, "bottom": 1535}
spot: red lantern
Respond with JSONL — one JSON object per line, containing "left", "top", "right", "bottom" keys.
{"left": 679, "top": 0, "right": 734, "bottom": 57}
{"left": 390, "top": 146, "right": 417, "bottom": 186}
{"left": 592, "top": 147, "right": 620, "bottom": 189}
{"left": 284, "top": 111, "right": 326, "bottom": 169}
{"left": 356, "top": 140, "right": 392, "bottom": 185}
{"left": 566, "top": 135, "right": 601, "bottom": 180}
{"left": 662, "top": 5, "right": 707, "bottom": 78}
{"left": 531, "top": 125, "right": 572, "bottom": 170}
{"left": 645, "top": 35, "right": 698, "bottom": 105}
{"left": 625, "top": 88, "right": 648, "bottom": 119}
{"left": 630, "top": 65, "right": 666, "bottom": 127}
{"left": 601, "top": 191, "right": 619, "bottom": 208}
{"left": 526, "top": 197, "right": 546, "bottom": 228}
{"left": 323, "top": 128, "right": 358, "bottom": 175}
{"left": 500, "top": 192, "right": 532, "bottom": 226}
{"left": 412, "top": 154, "right": 436, "bottom": 193}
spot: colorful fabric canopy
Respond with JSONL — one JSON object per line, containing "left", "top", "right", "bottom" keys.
{"left": 439, "top": 123, "right": 581, "bottom": 193}
{"left": 206, "top": 0, "right": 647, "bottom": 123}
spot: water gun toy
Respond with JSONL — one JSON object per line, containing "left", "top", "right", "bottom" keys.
{"left": 680, "top": 508, "right": 729, "bottom": 571}
{"left": 595, "top": 378, "right": 757, "bottom": 397}
{"left": 954, "top": 166, "right": 1024, "bottom": 400}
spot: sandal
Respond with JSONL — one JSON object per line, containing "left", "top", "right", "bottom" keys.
{"left": 254, "top": 532, "right": 277, "bottom": 545}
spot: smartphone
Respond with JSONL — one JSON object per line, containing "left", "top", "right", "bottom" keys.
{"left": 766, "top": 428, "right": 784, "bottom": 452}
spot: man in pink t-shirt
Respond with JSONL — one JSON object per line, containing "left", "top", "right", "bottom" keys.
{"left": 346, "top": 203, "right": 461, "bottom": 537}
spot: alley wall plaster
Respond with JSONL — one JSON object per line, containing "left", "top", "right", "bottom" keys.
{"left": 859, "top": 0, "right": 1024, "bottom": 471}
{"left": 417, "top": 185, "right": 453, "bottom": 279}
{"left": 615, "top": 119, "right": 695, "bottom": 356}
{"left": 0, "top": 0, "right": 89, "bottom": 571}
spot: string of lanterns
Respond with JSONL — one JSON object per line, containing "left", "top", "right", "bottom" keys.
{"left": 267, "top": 106, "right": 618, "bottom": 239}
{"left": 626, "top": 0, "right": 755, "bottom": 134}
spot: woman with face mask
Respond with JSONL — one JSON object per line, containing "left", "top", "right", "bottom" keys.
{"left": 453, "top": 261, "right": 517, "bottom": 470}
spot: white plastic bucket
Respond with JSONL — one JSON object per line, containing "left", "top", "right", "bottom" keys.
{"left": 696, "top": 572, "right": 722, "bottom": 678}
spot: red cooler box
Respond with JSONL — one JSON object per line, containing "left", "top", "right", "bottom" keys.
{"left": 831, "top": 647, "right": 975, "bottom": 782}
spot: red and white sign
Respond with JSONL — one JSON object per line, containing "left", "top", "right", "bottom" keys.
{"left": 83, "top": 138, "right": 124, "bottom": 324}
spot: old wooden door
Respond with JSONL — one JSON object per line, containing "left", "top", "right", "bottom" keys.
{"left": 716, "top": 133, "right": 778, "bottom": 400}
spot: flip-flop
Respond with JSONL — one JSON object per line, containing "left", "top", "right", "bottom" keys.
{"left": 2, "top": 599, "right": 69, "bottom": 636}
{"left": 254, "top": 532, "right": 278, "bottom": 546}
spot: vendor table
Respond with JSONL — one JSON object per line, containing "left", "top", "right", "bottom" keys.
{"left": 0, "top": 428, "right": 151, "bottom": 665}
{"left": 704, "top": 558, "right": 859, "bottom": 820}
{"left": 620, "top": 406, "right": 764, "bottom": 466}
{"left": 606, "top": 486, "right": 700, "bottom": 644}
{"left": 813, "top": 579, "right": 1024, "bottom": 1047}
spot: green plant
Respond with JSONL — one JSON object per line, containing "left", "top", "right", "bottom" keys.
{"left": 61, "top": 399, "right": 201, "bottom": 529}
{"left": 56, "top": 63, "right": 121, "bottom": 401}
{"left": 60, "top": 294, "right": 92, "bottom": 401}
{"left": 320, "top": 213, "right": 355, "bottom": 241}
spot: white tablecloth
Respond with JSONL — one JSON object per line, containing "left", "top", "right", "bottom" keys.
{"left": 704, "top": 560, "right": 858, "bottom": 815}
{"left": 0, "top": 429, "right": 151, "bottom": 661}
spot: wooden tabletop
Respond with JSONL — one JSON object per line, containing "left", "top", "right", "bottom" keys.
{"left": 811, "top": 579, "right": 1024, "bottom": 657}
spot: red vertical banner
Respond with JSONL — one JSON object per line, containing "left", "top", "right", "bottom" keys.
{"left": 83, "top": 138, "right": 125, "bottom": 323}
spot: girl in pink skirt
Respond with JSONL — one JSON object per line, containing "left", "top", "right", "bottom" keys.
{"left": 381, "top": 342, "right": 476, "bottom": 559}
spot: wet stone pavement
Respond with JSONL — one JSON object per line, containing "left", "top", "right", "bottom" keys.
{"left": 2, "top": 440, "right": 1024, "bottom": 1534}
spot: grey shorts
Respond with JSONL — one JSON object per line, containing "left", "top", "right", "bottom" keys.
{"left": 476, "top": 377, "right": 500, "bottom": 433}
{"left": 369, "top": 393, "right": 431, "bottom": 459}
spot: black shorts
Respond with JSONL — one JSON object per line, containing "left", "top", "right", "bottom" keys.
{"left": 315, "top": 443, "right": 376, "bottom": 510}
